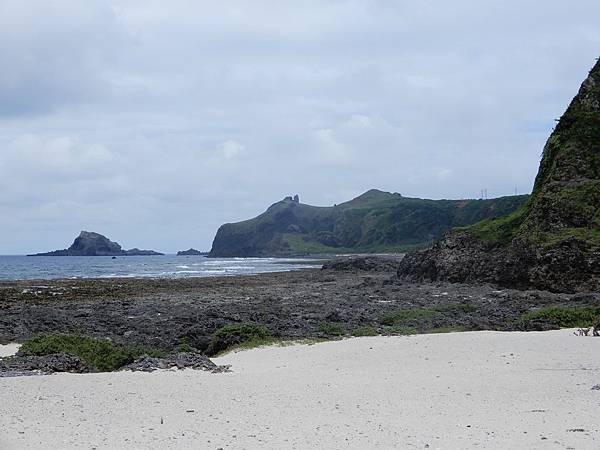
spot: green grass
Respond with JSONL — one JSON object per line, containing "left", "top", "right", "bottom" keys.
{"left": 280, "top": 233, "right": 430, "bottom": 255}
{"left": 205, "top": 323, "right": 276, "bottom": 356}
{"left": 316, "top": 321, "right": 346, "bottom": 336}
{"left": 466, "top": 207, "right": 528, "bottom": 246}
{"left": 537, "top": 227, "right": 600, "bottom": 250}
{"left": 515, "top": 306, "right": 600, "bottom": 329}
{"left": 18, "top": 333, "right": 166, "bottom": 372}
{"left": 351, "top": 326, "right": 379, "bottom": 337}
{"left": 176, "top": 342, "right": 196, "bottom": 353}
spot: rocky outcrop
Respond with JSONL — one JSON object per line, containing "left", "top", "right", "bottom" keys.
{"left": 209, "top": 190, "right": 529, "bottom": 257}
{"left": 399, "top": 58, "right": 600, "bottom": 293}
{"left": 0, "top": 353, "right": 92, "bottom": 376}
{"left": 322, "top": 255, "right": 403, "bottom": 272}
{"left": 124, "top": 352, "right": 229, "bottom": 373}
{"left": 177, "top": 248, "right": 206, "bottom": 256}
{"left": 29, "top": 231, "right": 164, "bottom": 256}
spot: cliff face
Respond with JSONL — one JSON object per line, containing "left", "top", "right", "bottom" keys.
{"left": 209, "top": 190, "right": 529, "bottom": 257}
{"left": 29, "top": 231, "right": 164, "bottom": 256}
{"left": 398, "top": 59, "right": 600, "bottom": 293}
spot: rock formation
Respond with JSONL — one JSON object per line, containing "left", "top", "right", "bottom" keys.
{"left": 177, "top": 248, "right": 206, "bottom": 256}
{"left": 29, "top": 231, "right": 164, "bottom": 256}
{"left": 398, "top": 59, "right": 600, "bottom": 293}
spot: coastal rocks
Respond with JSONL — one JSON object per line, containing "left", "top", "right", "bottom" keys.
{"left": 0, "top": 353, "right": 91, "bottom": 376}
{"left": 124, "top": 352, "right": 229, "bottom": 373}
{"left": 0, "top": 351, "right": 227, "bottom": 376}
{"left": 177, "top": 248, "right": 205, "bottom": 256}
{"left": 322, "top": 255, "right": 403, "bottom": 272}
{"left": 399, "top": 231, "right": 600, "bottom": 293}
{"left": 399, "top": 58, "right": 600, "bottom": 293}
{"left": 0, "top": 270, "right": 586, "bottom": 354}
{"left": 29, "top": 231, "right": 164, "bottom": 257}
{"left": 398, "top": 232, "right": 535, "bottom": 287}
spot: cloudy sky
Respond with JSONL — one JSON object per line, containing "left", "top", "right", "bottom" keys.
{"left": 1, "top": 0, "right": 599, "bottom": 254}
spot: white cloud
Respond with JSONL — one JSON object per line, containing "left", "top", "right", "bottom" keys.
{"left": 1, "top": 0, "right": 600, "bottom": 253}
{"left": 218, "top": 140, "right": 244, "bottom": 160}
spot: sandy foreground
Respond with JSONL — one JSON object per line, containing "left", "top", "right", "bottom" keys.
{"left": 0, "top": 330, "right": 598, "bottom": 450}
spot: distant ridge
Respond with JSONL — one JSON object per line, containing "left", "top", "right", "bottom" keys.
{"left": 29, "top": 231, "right": 164, "bottom": 257}
{"left": 209, "top": 190, "right": 529, "bottom": 257}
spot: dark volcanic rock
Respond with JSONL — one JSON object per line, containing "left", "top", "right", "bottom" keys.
{"left": 399, "top": 58, "right": 600, "bottom": 293}
{"left": 0, "top": 353, "right": 91, "bottom": 376}
{"left": 398, "top": 232, "right": 535, "bottom": 288}
{"left": 177, "top": 248, "right": 206, "bottom": 256}
{"left": 29, "top": 231, "right": 164, "bottom": 257}
{"left": 124, "top": 352, "right": 228, "bottom": 373}
{"left": 2, "top": 270, "right": 590, "bottom": 354}
{"left": 322, "top": 256, "right": 403, "bottom": 272}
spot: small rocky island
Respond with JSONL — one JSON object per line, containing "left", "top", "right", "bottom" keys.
{"left": 177, "top": 248, "right": 206, "bottom": 256}
{"left": 28, "top": 231, "right": 164, "bottom": 256}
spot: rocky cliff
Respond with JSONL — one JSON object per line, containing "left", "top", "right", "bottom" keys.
{"left": 398, "top": 58, "right": 600, "bottom": 293}
{"left": 209, "top": 190, "right": 529, "bottom": 257}
{"left": 29, "top": 231, "right": 164, "bottom": 256}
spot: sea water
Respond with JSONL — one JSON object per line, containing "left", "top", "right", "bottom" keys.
{"left": 0, "top": 255, "right": 322, "bottom": 281}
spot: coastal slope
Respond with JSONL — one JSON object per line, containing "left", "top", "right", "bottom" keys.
{"left": 29, "top": 231, "right": 164, "bottom": 257}
{"left": 398, "top": 58, "right": 600, "bottom": 293}
{"left": 209, "top": 190, "right": 529, "bottom": 257}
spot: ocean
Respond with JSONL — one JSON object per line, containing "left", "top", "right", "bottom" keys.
{"left": 0, "top": 255, "right": 323, "bottom": 281}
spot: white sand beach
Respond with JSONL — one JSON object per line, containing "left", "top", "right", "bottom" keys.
{"left": 0, "top": 330, "right": 598, "bottom": 449}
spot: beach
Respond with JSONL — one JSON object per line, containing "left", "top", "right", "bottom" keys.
{"left": 1, "top": 329, "right": 598, "bottom": 449}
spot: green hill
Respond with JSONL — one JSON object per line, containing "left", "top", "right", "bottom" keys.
{"left": 208, "top": 190, "right": 529, "bottom": 257}
{"left": 398, "top": 58, "right": 600, "bottom": 293}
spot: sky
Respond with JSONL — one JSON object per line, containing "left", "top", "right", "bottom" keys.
{"left": 1, "top": 0, "right": 600, "bottom": 254}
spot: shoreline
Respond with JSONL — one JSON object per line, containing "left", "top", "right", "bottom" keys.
{"left": 1, "top": 330, "right": 598, "bottom": 449}
{"left": 1, "top": 268, "right": 597, "bottom": 351}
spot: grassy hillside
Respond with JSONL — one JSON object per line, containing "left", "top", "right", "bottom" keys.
{"left": 209, "top": 190, "right": 529, "bottom": 257}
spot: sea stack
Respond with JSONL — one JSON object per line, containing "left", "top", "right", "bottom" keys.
{"left": 177, "top": 248, "right": 205, "bottom": 256}
{"left": 28, "top": 231, "right": 164, "bottom": 256}
{"left": 398, "top": 58, "right": 600, "bottom": 293}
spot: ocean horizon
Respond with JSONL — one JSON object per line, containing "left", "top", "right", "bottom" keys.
{"left": 0, "top": 255, "right": 322, "bottom": 281}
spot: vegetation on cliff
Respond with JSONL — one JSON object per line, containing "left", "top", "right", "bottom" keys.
{"left": 399, "top": 58, "right": 600, "bottom": 292}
